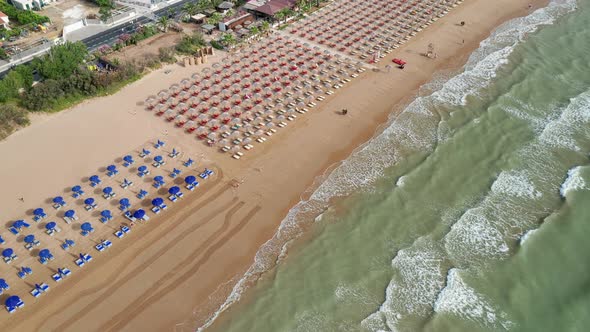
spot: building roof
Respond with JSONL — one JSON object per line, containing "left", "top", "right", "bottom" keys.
{"left": 217, "top": 1, "right": 234, "bottom": 10}
{"left": 191, "top": 14, "right": 206, "bottom": 21}
{"left": 253, "top": 0, "right": 296, "bottom": 16}
{"left": 243, "top": 0, "right": 266, "bottom": 10}
{"left": 202, "top": 24, "right": 216, "bottom": 31}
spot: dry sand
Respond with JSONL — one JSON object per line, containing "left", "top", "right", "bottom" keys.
{"left": 0, "top": 0, "right": 548, "bottom": 331}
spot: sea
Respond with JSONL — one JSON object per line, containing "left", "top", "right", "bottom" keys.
{"left": 201, "top": 1, "right": 590, "bottom": 331}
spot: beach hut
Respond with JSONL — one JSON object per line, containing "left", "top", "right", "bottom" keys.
{"left": 52, "top": 196, "right": 66, "bottom": 209}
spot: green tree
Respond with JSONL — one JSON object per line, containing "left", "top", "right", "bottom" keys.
{"left": 21, "top": 79, "right": 65, "bottom": 111}
{"left": 207, "top": 12, "right": 222, "bottom": 26}
{"left": 0, "top": 104, "right": 29, "bottom": 140}
{"left": 260, "top": 20, "right": 270, "bottom": 34}
{"left": 0, "top": 70, "right": 24, "bottom": 102}
{"left": 99, "top": 6, "right": 113, "bottom": 22}
{"left": 0, "top": 48, "right": 8, "bottom": 60}
{"left": 220, "top": 33, "right": 236, "bottom": 46}
{"left": 157, "top": 16, "right": 170, "bottom": 32}
{"left": 249, "top": 25, "right": 259, "bottom": 37}
{"left": 34, "top": 42, "right": 88, "bottom": 80}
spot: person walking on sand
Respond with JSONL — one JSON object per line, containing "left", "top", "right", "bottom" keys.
{"left": 19, "top": 197, "right": 24, "bottom": 202}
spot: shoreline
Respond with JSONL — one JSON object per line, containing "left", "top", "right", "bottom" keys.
{"left": 0, "top": 0, "right": 550, "bottom": 331}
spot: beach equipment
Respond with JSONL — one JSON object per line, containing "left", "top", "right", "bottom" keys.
{"left": 119, "top": 198, "right": 131, "bottom": 211}
{"left": 140, "top": 148, "right": 151, "bottom": 158}
{"left": 33, "top": 208, "right": 47, "bottom": 221}
{"left": 89, "top": 175, "right": 101, "bottom": 187}
{"left": 137, "top": 189, "right": 148, "bottom": 199}
{"left": 184, "top": 158, "right": 194, "bottom": 167}
{"left": 2, "top": 248, "right": 15, "bottom": 259}
{"left": 24, "top": 235, "right": 35, "bottom": 244}
{"left": 18, "top": 266, "right": 32, "bottom": 279}
{"left": 12, "top": 220, "right": 29, "bottom": 230}
{"left": 169, "top": 186, "right": 180, "bottom": 195}
{"left": 106, "top": 165, "right": 118, "bottom": 177}
{"left": 39, "top": 249, "right": 52, "bottom": 260}
{"left": 155, "top": 139, "right": 165, "bottom": 149}
{"left": 0, "top": 235, "right": 4, "bottom": 244}
{"left": 153, "top": 155, "right": 164, "bottom": 167}
{"left": 84, "top": 197, "right": 97, "bottom": 210}
{"left": 61, "top": 239, "right": 75, "bottom": 250}
{"left": 52, "top": 196, "right": 66, "bottom": 209}
{"left": 133, "top": 209, "right": 148, "bottom": 221}
{"left": 72, "top": 185, "right": 84, "bottom": 198}
{"left": 121, "top": 178, "right": 134, "bottom": 189}
{"left": 102, "top": 186, "right": 115, "bottom": 199}
{"left": 80, "top": 222, "right": 94, "bottom": 236}
{"left": 100, "top": 209, "right": 113, "bottom": 223}
{"left": 45, "top": 221, "right": 58, "bottom": 236}
{"left": 123, "top": 155, "right": 134, "bottom": 167}
{"left": 138, "top": 165, "right": 149, "bottom": 177}
{"left": 0, "top": 278, "right": 9, "bottom": 290}
{"left": 5, "top": 295, "right": 24, "bottom": 313}
{"left": 64, "top": 209, "right": 76, "bottom": 218}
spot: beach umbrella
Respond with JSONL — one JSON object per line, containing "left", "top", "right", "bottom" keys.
{"left": 84, "top": 198, "right": 95, "bottom": 206}
{"left": 81, "top": 222, "right": 93, "bottom": 232}
{"left": 101, "top": 210, "right": 112, "bottom": 218}
{"left": 65, "top": 210, "right": 76, "bottom": 218}
{"left": 0, "top": 279, "right": 8, "bottom": 289}
{"left": 168, "top": 186, "right": 180, "bottom": 195}
{"left": 138, "top": 165, "right": 148, "bottom": 173}
{"left": 45, "top": 222, "right": 57, "bottom": 231}
{"left": 154, "top": 155, "right": 164, "bottom": 163}
{"left": 184, "top": 176, "right": 196, "bottom": 185}
{"left": 119, "top": 198, "right": 130, "bottom": 206}
{"left": 53, "top": 196, "right": 65, "bottom": 204}
{"left": 72, "top": 185, "right": 82, "bottom": 193}
{"left": 33, "top": 208, "right": 45, "bottom": 216}
{"left": 12, "top": 220, "right": 26, "bottom": 229}
{"left": 123, "top": 155, "right": 134, "bottom": 163}
{"left": 89, "top": 175, "right": 100, "bottom": 183}
{"left": 39, "top": 249, "right": 51, "bottom": 258}
{"left": 107, "top": 165, "right": 117, "bottom": 172}
{"left": 133, "top": 209, "right": 146, "bottom": 220}
{"left": 24, "top": 234, "right": 35, "bottom": 244}
{"left": 151, "top": 198, "right": 164, "bottom": 206}
{"left": 5, "top": 296, "right": 21, "bottom": 309}
{"left": 2, "top": 248, "right": 14, "bottom": 258}
{"left": 154, "top": 175, "right": 164, "bottom": 183}
{"left": 102, "top": 187, "right": 113, "bottom": 195}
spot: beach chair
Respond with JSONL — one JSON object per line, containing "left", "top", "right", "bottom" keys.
{"left": 9, "top": 227, "right": 19, "bottom": 235}
{"left": 52, "top": 273, "right": 63, "bottom": 282}
{"left": 103, "top": 240, "right": 112, "bottom": 248}
{"left": 83, "top": 254, "right": 93, "bottom": 262}
{"left": 151, "top": 206, "right": 161, "bottom": 214}
{"left": 168, "top": 149, "right": 180, "bottom": 158}
{"left": 31, "top": 289, "right": 41, "bottom": 298}
{"left": 183, "top": 159, "right": 194, "bottom": 167}
{"left": 137, "top": 190, "right": 148, "bottom": 199}
{"left": 122, "top": 226, "right": 131, "bottom": 234}
{"left": 114, "top": 230, "right": 124, "bottom": 238}
{"left": 168, "top": 194, "right": 178, "bottom": 202}
{"left": 39, "top": 257, "right": 47, "bottom": 265}
{"left": 39, "top": 283, "right": 49, "bottom": 292}
{"left": 95, "top": 243, "right": 105, "bottom": 252}
{"left": 75, "top": 259, "right": 85, "bottom": 267}
{"left": 139, "top": 148, "right": 151, "bottom": 158}
{"left": 81, "top": 230, "right": 89, "bottom": 237}
{"left": 60, "top": 268, "right": 71, "bottom": 277}
{"left": 45, "top": 229, "right": 55, "bottom": 236}
{"left": 0, "top": 235, "right": 4, "bottom": 244}
{"left": 124, "top": 211, "right": 137, "bottom": 222}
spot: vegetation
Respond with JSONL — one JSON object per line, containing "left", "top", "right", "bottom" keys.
{"left": 207, "top": 12, "right": 222, "bottom": 26}
{"left": 0, "top": 47, "right": 8, "bottom": 60}
{"left": 176, "top": 32, "right": 206, "bottom": 54}
{"left": 32, "top": 42, "right": 88, "bottom": 80}
{"left": 157, "top": 16, "right": 170, "bottom": 32}
{"left": 0, "top": 104, "right": 29, "bottom": 140}
{"left": 0, "top": 0, "right": 50, "bottom": 25}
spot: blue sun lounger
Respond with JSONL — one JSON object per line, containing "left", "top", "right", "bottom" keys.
{"left": 183, "top": 158, "right": 194, "bottom": 167}
{"left": 103, "top": 240, "right": 112, "bottom": 248}
{"left": 124, "top": 211, "right": 137, "bottom": 222}
{"left": 139, "top": 148, "right": 151, "bottom": 158}
{"left": 114, "top": 230, "right": 124, "bottom": 238}
{"left": 170, "top": 168, "right": 182, "bottom": 178}
{"left": 0, "top": 235, "right": 4, "bottom": 244}
{"left": 168, "top": 148, "right": 180, "bottom": 158}
{"left": 137, "top": 189, "right": 148, "bottom": 199}
{"left": 31, "top": 289, "right": 41, "bottom": 298}
{"left": 95, "top": 243, "right": 105, "bottom": 252}
{"left": 122, "top": 226, "right": 131, "bottom": 234}
{"left": 9, "top": 227, "right": 19, "bottom": 235}
{"left": 53, "top": 267, "right": 71, "bottom": 281}
{"left": 18, "top": 267, "right": 32, "bottom": 279}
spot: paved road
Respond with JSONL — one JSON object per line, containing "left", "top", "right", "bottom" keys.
{"left": 81, "top": 0, "right": 195, "bottom": 51}
{"left": 0, "top": 0, "right": 196, "bottom": 75}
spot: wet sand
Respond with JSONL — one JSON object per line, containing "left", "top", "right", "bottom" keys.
{"left": 0, "top": 0, "right": 548, "bottom": 331}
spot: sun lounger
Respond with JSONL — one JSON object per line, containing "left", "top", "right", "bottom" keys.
{"left": 39, "top": 257, "right": 47, "bottom": 264}
{"left": 95, "top": 243, "right": 105, "bottom": 252}
{"left": 103, "top": 240, "right": 112, "bottom": 248}
{"left": 124, "top": 211, "right": 137, "bottom": 222}
{"left": 122, "top": 226, "right": 130, "bottom": 233}
{"left": 151, "top": 206, "right": 161, "bottom": 214}
{"left": 75, "top": 259, "right": 85, "bottom": 267}
{"left": 31, "top": 289, "right": 41, "bottom": 298}
{"left": 52, "top": 274, "right": 62, "bottom": 282}
{"left": 115, "top": 230, "right": 124, "bottom": 238}
{"left": 9, "top": 227, "right": 19, "bottom": 235}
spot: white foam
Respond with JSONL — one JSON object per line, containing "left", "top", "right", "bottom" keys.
{"left": 519, "top": 228, "right": 539, "bottom": 246}
{"left": 434, "top": 269, "right": 514, "bottom": 330}
{"left": 539, "top": 90, "right": 590, "bottom": 151}
{"left": 196, "top": 1, "right": 578, "bottom": 330}
{"left": 363, "top": 237, "right": 447, "bottom": 331}
{"left": 560, "top": 166, "right": 588, "bottom": 197}
{"left": 395, "top": 176, "right": 406, "bottom": 187}
{"left": 491, "top": 171, "right": 542, "bottom": 199}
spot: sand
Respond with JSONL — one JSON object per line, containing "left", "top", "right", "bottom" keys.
{"left": 0, "top": 0, "right": 548, "bottom": 330}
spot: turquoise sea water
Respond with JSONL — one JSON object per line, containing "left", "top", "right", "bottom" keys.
{"left": 203, "top": 1, "right": 590, "bottom": 331}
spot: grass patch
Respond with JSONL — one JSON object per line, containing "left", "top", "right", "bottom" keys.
{"left": 0, "top": 104, "right": 30, "bottom": 140}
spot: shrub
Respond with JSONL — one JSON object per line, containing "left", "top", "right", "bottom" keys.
{"left": 0, "top": 104, "right": 29, "bottom": 139}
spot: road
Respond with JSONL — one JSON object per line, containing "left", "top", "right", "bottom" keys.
{"left": 0, "top": 0, "right": 196, "bottom": 75}
{"left": 81, "top": 0, "right": 195, "bottom": 51}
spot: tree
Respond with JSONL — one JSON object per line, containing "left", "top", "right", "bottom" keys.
{"left": 21, "top": 79, "right": 65, "bottom": 111}
{"left": 260, "top": 20, "right": 270, "bottom": 34}
{"left": 0, "top": 69, "right": 24, "bottom": 102}
{"left": 207, "top": 12, "right": 222, "bottom": 26}
{"left": 99, "top": 6, "right": 113, "bottom": 23}
{"left": 220, "top": 33, "right": 236, "bottom": 47}
{"left": 34, "top": 42, "right": 88, "bottom": 81}
{"left": 249, "top": 25, "right": 259, "bottom": 37}
{"left": 157, "top": 16, "right": 170, "bottom": 32}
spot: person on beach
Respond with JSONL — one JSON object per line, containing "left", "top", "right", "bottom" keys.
{"left": 460, "top": 21, "right": 465, "bottom": 26}
{"left": 19, "top": 197, "right": 24, "bottom": 202}
{"left": 341, "top": 109, "right": 348, "bottom": 115}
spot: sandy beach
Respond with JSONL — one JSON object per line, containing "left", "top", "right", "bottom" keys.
{"left": 0, "top": 0, "right": 548, "bottom": 331}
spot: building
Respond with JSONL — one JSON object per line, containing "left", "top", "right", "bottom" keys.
{"left": 216, "top": 1, "right": 234, "bottom": 14}
{"left": 219, "top": 12, "right": 254, "bottom": 32}
{"left": 248, "top": 0, "right": 296, "bottom": 19}
{"left": 0, "top": 12, "right": 9, "bottom": 29}
{"left": 8, "top": 0, "right": 54, "bottom": 11}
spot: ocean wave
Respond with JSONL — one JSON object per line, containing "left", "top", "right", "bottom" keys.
{"left": 196, "top": 1, "right": 578, "bottom": 331}
{"left": 491, "top": 171, "right": 543, "bottom": 199}
{"left": 559, "top": 166, "right": 589, "bottom": 197}
{"left": 519, "top": 228, "right": 539, "bottom": 246}
{"left": 539, "top": 90, "right": 590, "bottom": 152}
{"left": 433, "top": 269, "right": 514, "bottom": 330}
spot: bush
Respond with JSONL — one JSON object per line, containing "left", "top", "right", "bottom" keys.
{"left": 176, "top": 32, "right": 206, "bottom": 55}
{"left": 0, "top": 47, "right": 8, "bottom": 60}
{"left": 0, "top": 104, "right": 29, "bottom": 139}
{"left": 210, "top": 40, "right": 224, "bottom": 50}
{"left": 158, "top": 47, "right": 176, "bottom": 64}
{"left": 21, "top": 79, "right": 65, "bottom": 111}
{"left": 0, "top": 69, "right": 25, "bottom": 102}
{"left": 34, "top": 42, "right": 88, "bottom": 80}
{"left": 0, "top": 0, "right": 50, "bottom": 25}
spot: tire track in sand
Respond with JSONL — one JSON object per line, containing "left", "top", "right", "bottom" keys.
{"left": 102, "top": 204, "right": 262, "bottom": 332}
{"left": 47, "top": 187, "right": 237, "bottom": 331}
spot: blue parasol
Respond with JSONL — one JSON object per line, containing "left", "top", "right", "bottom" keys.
{"left": 33, "top": 208, "right": 45, "bottom": 216}
{"left": 119, "top": 198, "right": 130, "bottom": 206}
{"left": 84, "top": 198, "right": 95, "bottom": 206}
{"left": 5, "top": 296, "right": 21, "bottom": 308}
{"left": 2, "top": 248, "right": 14, "bottom": 257}
{"left": 133, "top": 209, "right": 146, "bottom": 219}
{"left": 184, "top": 175, "right": 196, "bottom": 185}
{"left": 168, "top": 186, "right": 180, "bottom": 195}
{"left": 103, "top": 187, "right": 113, "bottom": 195}
{"left": 107, "top": 165, "right": 117, "bottom": 172}
{"left": 45, "top": 222, "right": 57, "bottom": 230}
{"left": 64, "top": 210, "right": 76, "bottom": 218}
{"left": 72, "top": 185, "right": 82, "bottom": 192}
{"left": 12, "top": 220, "right": 25, "bottom": 228}
{"left": 24, "top": 235, "right": 35, "bottom": 243}
{"left": 101, "top": 209, "right": 112, "bottom": 217}
{"left": 152, "top": 197, "right": 164, "bottom": 206}
{"left": 154, "top": 155, "right": 163, "bottom": 163}
{"left": 154, "top": 176, "right": 164, "bottom": 183}
{"left": 53, "top": 196, "right": 64, "bottom": 204}
{"left": 39, "top": 249, "right": 51, "bottom": 258}
{"left": 138, "top": 165, "right": 148, "bottom": 172}
{"left": 81, "top": 222, "right": 93, "bottom": 231}
{"left": 89, "top": 175, "right": 100, "bottom": 183}
{"left": 123, "top": 155, "right": 134, "bottom": 163}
